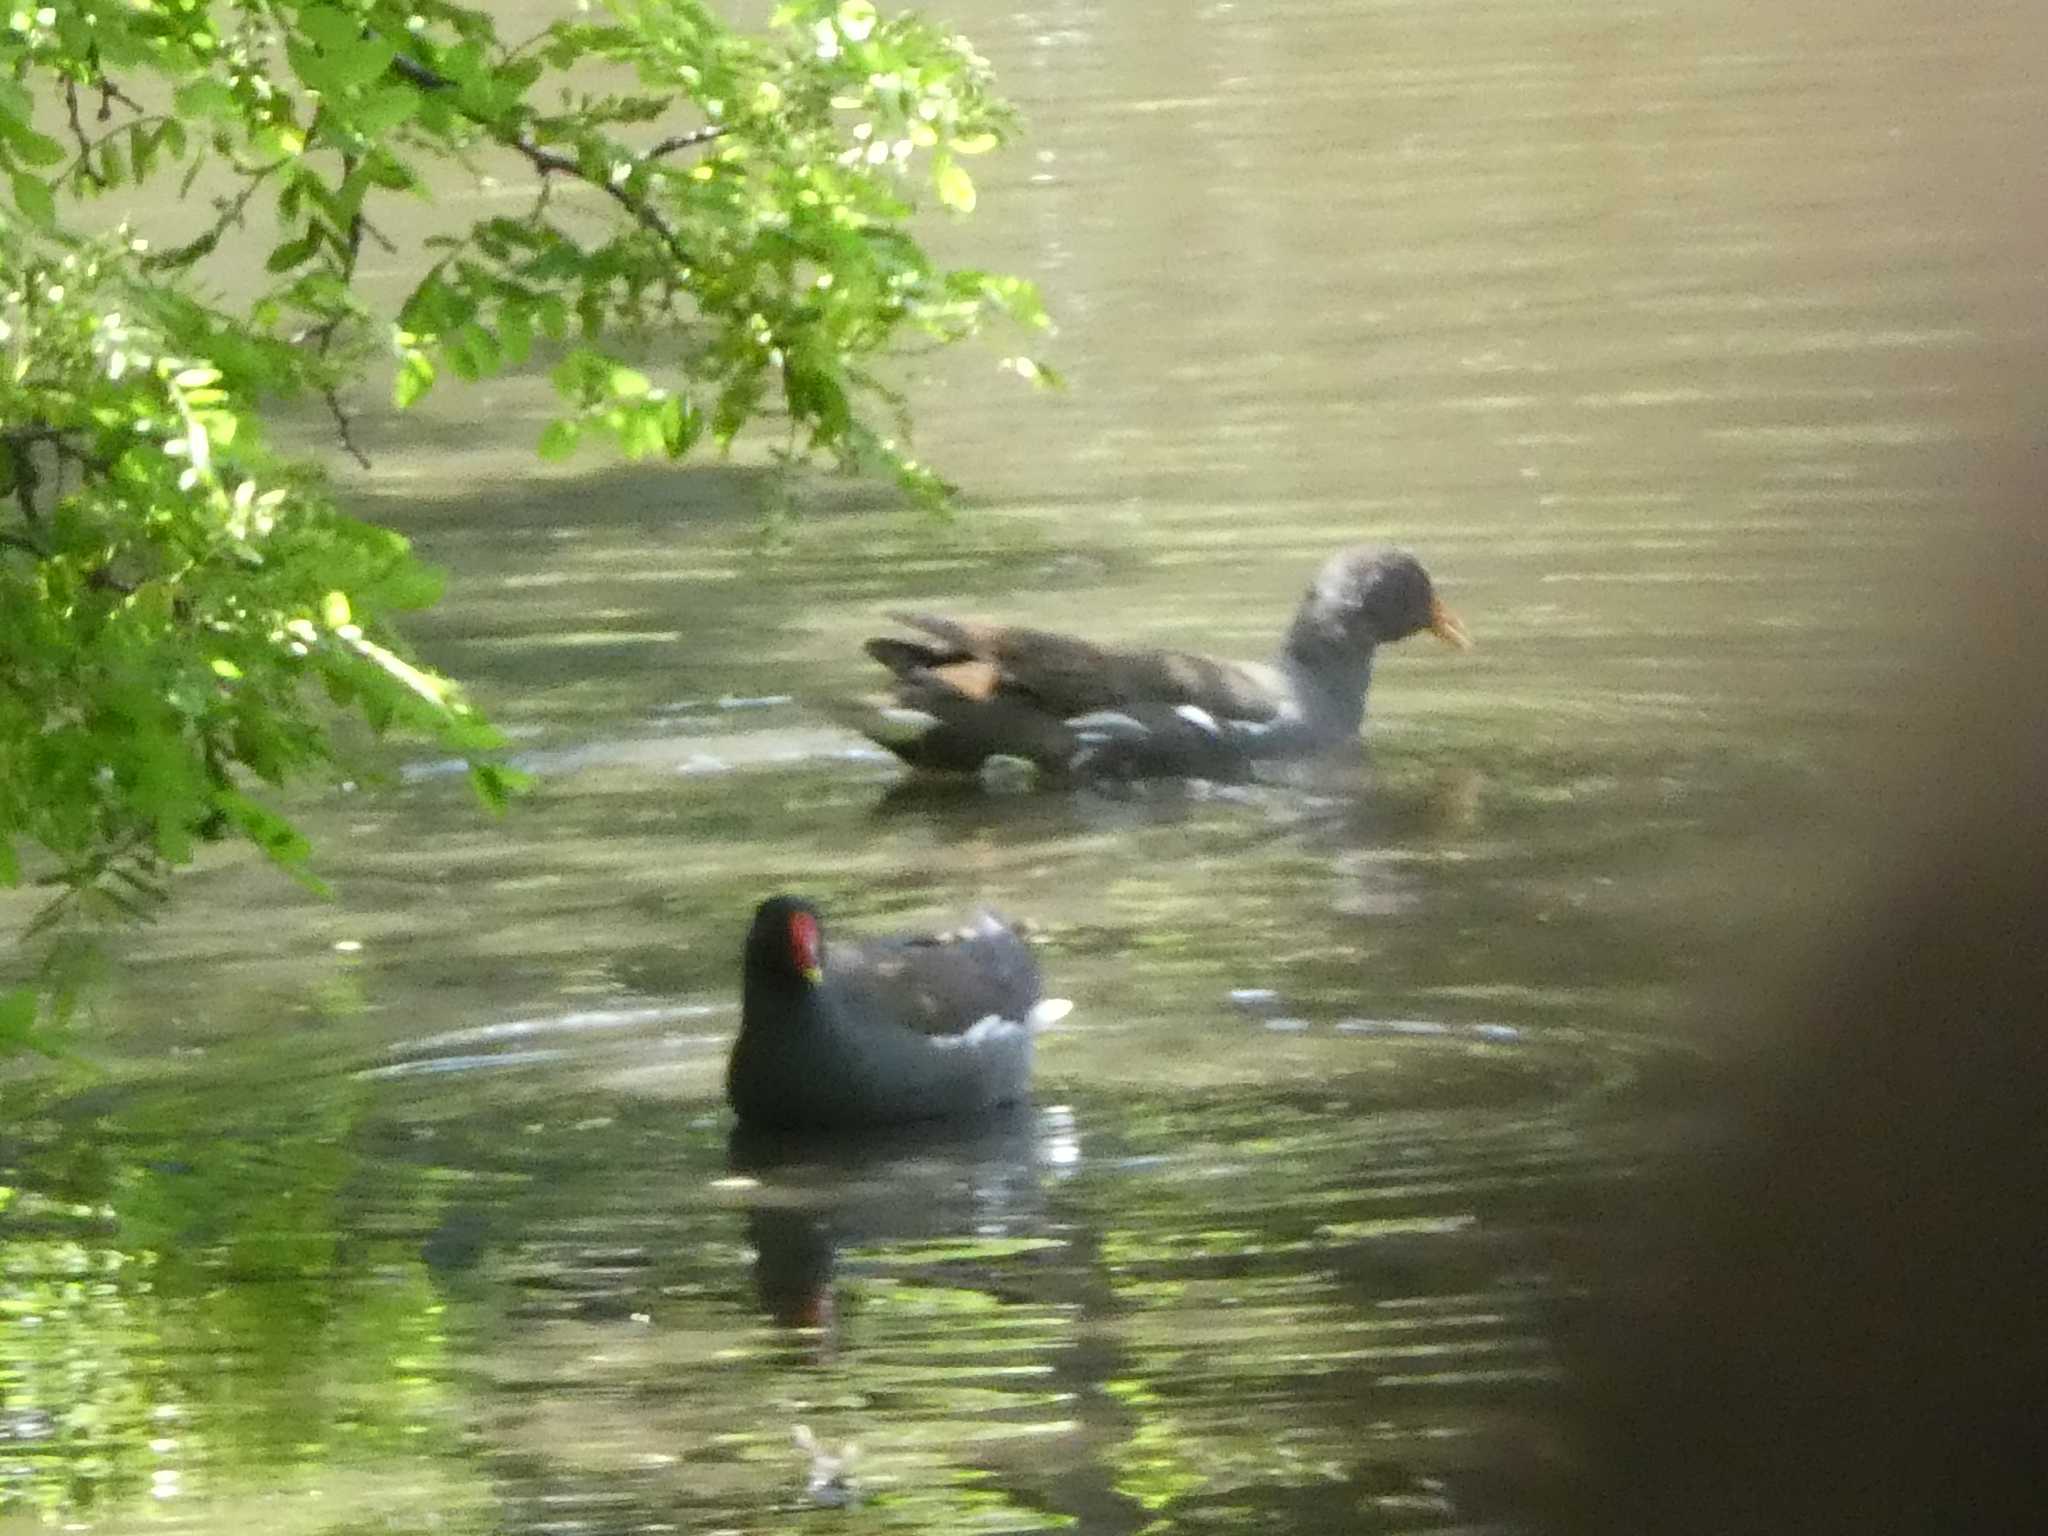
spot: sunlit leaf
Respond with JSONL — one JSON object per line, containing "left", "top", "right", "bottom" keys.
{"left": 393, "top": 349, "right": 435, "bottom": 408}
{"left": 468, "top": 762, "right": 533, "bottom": 814}
{"left": 538, "top": 418, "right": 582, "bottom": 460}
{"left": 935, "top": 156, "right": 976, "bottom": 212}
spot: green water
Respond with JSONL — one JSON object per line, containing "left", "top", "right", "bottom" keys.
{"left": 4, "top": 0, "right": 2043, "bottom": 1531}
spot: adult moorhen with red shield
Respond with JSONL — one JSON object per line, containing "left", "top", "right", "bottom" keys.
{"left": 728, "top": 896, "right": 1072, "bottom": 1132}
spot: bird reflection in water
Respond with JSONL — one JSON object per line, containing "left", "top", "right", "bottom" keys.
{"left": 725, "top": 1103, "right": 1080, "bottom": 1356}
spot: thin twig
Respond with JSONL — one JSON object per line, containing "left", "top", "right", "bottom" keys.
{"left": 335, "top": 146, "right": 367, "bottom": 304}
{"left": 323, "top": 386, "right": 372, "bottom": 469}
{"left": 645, "top": 125, "right": 727, "bottom": 159}
{"left": 97, "top": 77, "right": 145, "bottom": 117}
{"left": 144, "top": 164, "right": 281, "bottom": 271}
{"left": 298, "top": 150, "right": 377, "bottom": 469}
{"left": 58, "top": 106, "right": 174, "bottom": 188}
{"left": 64, "top": 81, "right": 107, "bottom": 187}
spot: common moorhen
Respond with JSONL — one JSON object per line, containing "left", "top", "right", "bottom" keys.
{"left": 728, "top": 896, "right": 1072, "bottom": 1131}
{"left": 857, "top": 544, "right": 1470, "bottom": 778}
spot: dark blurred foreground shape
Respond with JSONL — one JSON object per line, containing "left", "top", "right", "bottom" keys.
{"left": 1536, "top": 0, "right": 2048, "bottom": 1520}
{"left": 1546, "top": 441, "right": 2048, "bottom": 1531}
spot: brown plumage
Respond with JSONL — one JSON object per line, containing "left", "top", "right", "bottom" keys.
{"left": 855, "top": 545, "right": 1469, "bottom": 778}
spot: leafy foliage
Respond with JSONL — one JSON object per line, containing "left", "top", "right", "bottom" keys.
{"left": 2, "top": 0, "right": 1050, "bottom": 494}
{"left": 0, "top": 232, "right": 517, "bottom": 1025}
{"left": 0, "top": 1, "right": 1047, "bottom": 1037}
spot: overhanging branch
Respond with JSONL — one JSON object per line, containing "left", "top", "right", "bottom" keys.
{"left": 386, "top": 51, "right": 716, "bottom": 270}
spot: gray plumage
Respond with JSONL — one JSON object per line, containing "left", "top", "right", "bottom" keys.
{"left": 728, "top": 896, "right": 1069, "bottom": 1132}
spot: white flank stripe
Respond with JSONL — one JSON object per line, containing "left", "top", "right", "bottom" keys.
{"left": 1026, "top": 998, "right": 1075, "bottom": 1030}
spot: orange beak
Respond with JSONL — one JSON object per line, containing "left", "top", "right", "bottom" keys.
{"left": 1428, "top": 594, "right": 1472, "bottom": 651}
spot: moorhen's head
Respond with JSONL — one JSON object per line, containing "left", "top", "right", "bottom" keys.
{"left": 746, "top": 895, "right": 825, "bottom": 988}
{"left": 1292, "top": 545, "right": 1471, "bottom": 655}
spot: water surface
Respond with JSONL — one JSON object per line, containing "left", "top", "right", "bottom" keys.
{"left": 5, "top": 1, "right": 2043, "bottom": 1531}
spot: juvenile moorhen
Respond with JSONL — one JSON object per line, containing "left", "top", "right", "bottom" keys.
{"left": 857, "top": 544, "right": 1470, "bottom": 778}
{"left": 728, "top": 896, "right": 1072, "bottom": 1132}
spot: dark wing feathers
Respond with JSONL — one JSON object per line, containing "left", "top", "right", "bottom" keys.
{"left": 826, "top": 917, "right": 1041, "bottom": 1037}
{"left": 864, "top": 635, "right": 953, "bottom": 677}
{"left": 868, "top": 612, "right": 1287, "bottom": 723}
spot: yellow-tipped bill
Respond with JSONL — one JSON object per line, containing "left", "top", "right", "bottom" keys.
{"left": 1428, "top": 595, "right": 1472, "bottom": 651}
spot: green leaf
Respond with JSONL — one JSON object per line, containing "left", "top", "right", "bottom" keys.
{"left": 449, "top": 322, "right": 503, "bottom": 380}
{"left": 498, "top": 301, "right": 535, "bottom": 365}
{"left": 300, "top": 3, "right": 366, "bottom": 54}
{"left": 328, "top": 36, "right": 399, "bottom": 93}
{"left": 173, "top": 79, "right": 239, "bottom": 119}
{"left": 468, "top": 762, "right": 532, "bottom": 815}
{"left": 214, "top": 789, "right": 328, "bottom": 895}
{"left": 0, "top": 987, "right": 38, "bottom": 1051}
{"left": 9, "top": 172, "right": 54, "bottom": 226}
{"left": 350, "top": 85, "right": 420, "bottom": 137}
{"left": 266, "top": 232, "right": 322, "bottom": 273}
{"left": 392, "top": 349, "right": 435, "bottom": 408}
{"left": 538, "top": 419, "right": 582, "bottom": 460}
{"left": 934, "top": 156, "right": 976, "bottom": 213}
{"left": 130, "top": 122, "right": 160, "bottom": 181}
{"left": 608, "top": 366, "right": 652, "bottom": 399}
{"left": 659, "top": 396, "right": 702, "bottom": 458}
{"left": 3, "top": 125, "right": 65, "bottom": 169}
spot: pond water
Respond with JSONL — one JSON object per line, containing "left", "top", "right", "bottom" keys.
{"left": 4, "top": 1, "right": 2043, "bottom": 1532}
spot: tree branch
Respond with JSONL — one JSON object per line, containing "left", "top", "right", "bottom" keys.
{"left": 322, "top": 386, "right": 372, "bottom": 470}
{"left": 387, "top": 51, "right": 707, "bottom": 269}
{"left": 645, "top": 125, "right": 727, "bottom": 160}
{"left": 96, "top": 76, "right": 144, "bottom": 118}
{"left": 63, "top": 81, "right": 106, "bottom": 188}
{"left": 145, "top": 163, "right": 283, "bottom": 271}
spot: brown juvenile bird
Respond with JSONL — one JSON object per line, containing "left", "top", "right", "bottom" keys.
{"left": 856, "top": 544, "right": 1469, "bottom": 779}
